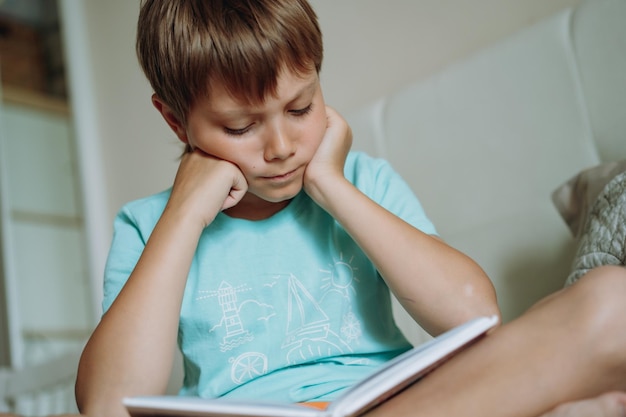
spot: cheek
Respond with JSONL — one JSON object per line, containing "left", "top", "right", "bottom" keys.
{"left": 307, "top": 112, "right": 327, "bottom": 149}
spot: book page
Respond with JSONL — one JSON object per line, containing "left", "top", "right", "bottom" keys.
{"left": 125, "top": 396, "right": 324, "bottom": 417}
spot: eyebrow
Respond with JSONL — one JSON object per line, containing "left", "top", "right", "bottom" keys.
{"left": 290, "top": 79, "right": 318, "bottom": 100}
{"left": 215, "top": 78, "right": 318, "bottom": 118}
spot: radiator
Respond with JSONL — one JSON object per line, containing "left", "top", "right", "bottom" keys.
{"left": 1, "top": 337, "right": 82, "bottom": 415}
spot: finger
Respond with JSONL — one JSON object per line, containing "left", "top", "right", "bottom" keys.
{"left": 221, "top": 170, "right": 248, "bottom": 211}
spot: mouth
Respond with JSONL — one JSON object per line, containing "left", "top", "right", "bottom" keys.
{"left": 262, "top": 167, "right": 299, "bottom": 182}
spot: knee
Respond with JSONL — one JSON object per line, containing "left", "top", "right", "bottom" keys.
{"left": 571, "top": 265, "right": 626, "bottom": 363}
{"left": 574, "top": 265, "right": 626, "bottom": 311}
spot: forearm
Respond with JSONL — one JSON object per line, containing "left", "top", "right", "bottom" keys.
{"left": 76, "top": 208, "right": 203, "bottom": 416}
{"left": 308, "top": 177, "right": 499, "bottom": 335}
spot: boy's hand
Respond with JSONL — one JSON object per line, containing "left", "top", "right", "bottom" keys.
{"left": 167, "top": 149, "right": 248, "bottom": 228}
{"left": 303, "top": 106, "right": 353, "bottom": 202}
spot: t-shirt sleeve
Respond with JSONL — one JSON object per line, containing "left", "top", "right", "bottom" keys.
{"left": 101, "top": 192, "right": 169, "bottom": 314}
{"left": 345, "top": 152, "right": 438, "bottom": 236}
{"left": 101, "top": 206, "right": 149, "bottom": 315}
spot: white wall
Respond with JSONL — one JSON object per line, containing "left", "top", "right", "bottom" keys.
{"left": 315, "top": 0, "right": 584, "bottom": 111}
{"left": 74, "top": 0, "right": 582, "bottom": 297}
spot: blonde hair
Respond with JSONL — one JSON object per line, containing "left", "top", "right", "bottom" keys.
{"left": 136, "top": 0, "right": 323, "bottom": 124}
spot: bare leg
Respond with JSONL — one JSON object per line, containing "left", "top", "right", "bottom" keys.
{"left": 366, "top": 265, "right": 626, "bottom": 417}
{"left": 539, "top": 391, "right": 626, "bottom": 417}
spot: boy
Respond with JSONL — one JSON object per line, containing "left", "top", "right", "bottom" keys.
{"left": 76, "top": 1, "right": 626, "bottom": 417}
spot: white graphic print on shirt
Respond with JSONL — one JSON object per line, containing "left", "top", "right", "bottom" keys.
{"left": 196, "top": 252, "right": 365, "bottom": 385}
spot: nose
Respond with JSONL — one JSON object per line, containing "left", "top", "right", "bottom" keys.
{"left": 263, "top": 121, "right": 295, "bottom": 161}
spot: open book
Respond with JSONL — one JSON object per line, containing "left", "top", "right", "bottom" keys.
{"left": 124, "top": 315, "right": 498, "bottom": 417}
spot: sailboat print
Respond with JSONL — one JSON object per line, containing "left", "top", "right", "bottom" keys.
{"left": 282, "top": 274, "right": 352, "bottom": 364}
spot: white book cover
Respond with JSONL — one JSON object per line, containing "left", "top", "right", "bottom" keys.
{"left": 124, "top": 315, "right": 499, "bottom": 417}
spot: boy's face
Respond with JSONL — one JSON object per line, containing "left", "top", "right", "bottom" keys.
{"left": 176, "top": 68, "right": 327, "bottom": 209}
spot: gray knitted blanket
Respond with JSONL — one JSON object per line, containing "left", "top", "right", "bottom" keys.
{"left": 566, "top": 171, "right": 626, "bottom": 286}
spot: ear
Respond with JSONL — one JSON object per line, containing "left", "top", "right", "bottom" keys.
{"left": 151, "top": 94, "right": 189, "bottom": 144}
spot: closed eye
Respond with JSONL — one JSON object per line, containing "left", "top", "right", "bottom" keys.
{"left": 289, "top": 103, "right": 313, "bottom": 117}
{"left": 224, "top": 124, "right": 253, "bottom": 136}
{"left": 224, "top": 103, "right": 313, "bottom": 136}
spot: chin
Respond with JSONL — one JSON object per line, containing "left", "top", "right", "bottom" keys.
{"left": 258, "top": 187, "right": 303, "bottom": 204}
{"left": 263, "top": 192, "right": 300, "bottom": 204}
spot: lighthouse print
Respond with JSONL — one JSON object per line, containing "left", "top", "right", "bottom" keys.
{"left": 203, "top": 281, "right": 255, "bottom": 351}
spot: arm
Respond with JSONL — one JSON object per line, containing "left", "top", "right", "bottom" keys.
{"left": 365, "top": 266, "right": 626, "bottom": 417}
{"left": 75, "top": 151, "right": 247, "bottom": 417}
{"left": 304, "top": 107, "right": 499, "bottom": 335}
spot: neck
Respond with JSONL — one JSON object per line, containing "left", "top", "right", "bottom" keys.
{"left": 223, "top": 196, "right": 291, "bottom": 220}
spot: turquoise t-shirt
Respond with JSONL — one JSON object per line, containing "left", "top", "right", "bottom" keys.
{"left": 102, "top": 151, "right": 437, "bottom": 403}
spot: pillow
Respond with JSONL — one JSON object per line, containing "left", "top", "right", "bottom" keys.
{"left": 551, "top": 160, "right": 626, "bottom": 238}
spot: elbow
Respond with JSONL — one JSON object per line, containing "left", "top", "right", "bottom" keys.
{"left": 460, "top": 280, "right": 501, "bottom": 324}
{"left": 74, "top": 350, "right": 91, "bottom": 414}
